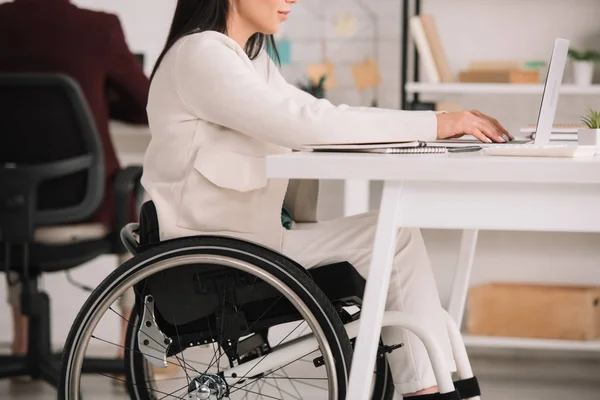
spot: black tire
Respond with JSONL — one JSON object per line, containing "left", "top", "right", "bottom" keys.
{"left": 372, "top": 355, "right": 395, "bottom": 400}
{"left": 60, "top": 236, "right": 353, "bottom": 400}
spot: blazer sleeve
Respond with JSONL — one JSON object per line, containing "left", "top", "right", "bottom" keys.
{"left": 173, "top": 37, "right": 437, "bottom": 149}
{"left": 280, "top": 78, "right": 392, "bottom": 114}
{"left": 104, "top": 14, "right": 150, "bottom": 125}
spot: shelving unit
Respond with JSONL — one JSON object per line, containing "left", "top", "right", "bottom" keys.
{"left": 400, "top": 0, "right": 600, "bottom": 104}
{"left": 406, "top": 82, "right": 600, "bottom": 96}
{"left": 463, "top": 335, "right": 600, "bottom": 352}
{"left": 401, "top": 0, "right": 422, "bottom": 109}
{"left": 400, "top": 1, "right": 600, "bottom": 355}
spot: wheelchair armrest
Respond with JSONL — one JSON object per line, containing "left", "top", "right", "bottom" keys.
{"left": 113, "top": 166, "right": 143, "bottom": 253}
{"left": 120, "top": 222, "right": 141, "bottom": 255}
{"left": 120, "top": 222, "right": 159, "bottom": 255}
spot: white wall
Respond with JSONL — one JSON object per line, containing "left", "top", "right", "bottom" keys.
{"left": 1, "top": 0, "right": 600, "bottom": 347}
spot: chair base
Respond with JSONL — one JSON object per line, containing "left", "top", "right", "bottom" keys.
{"left": 0, "top": 356, "right": 61, "bottom": 387}
{"left": 0, "top": 283, "right": 125, "bottom": 390}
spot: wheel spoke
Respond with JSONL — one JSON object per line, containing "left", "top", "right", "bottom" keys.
{"left": 93, "top": 371, "right": 183, "bottom": 399}
{"left": 156, "top": 381, "right": 191, "bottom": 400}
{"left": 236, "top": 386, "right": 282, "bottom": 400}
{"left": 205, "top": 294, "right": 283, "bottom": 373}
{"left": 271, "top": 372, "right": 286, "bottom": 399}
{"left": 261, "top": 379, "right": 302, "bottom": 400}
{"left": 233, "top": 320, "right": 306, "bottom": 384}
{"left": 281, "top": 368, "right": 303, "bottom": 399}
{"left": 173, "top": 316, "right": 192, "bottom": 387}
{"left": 273, "top": 372, "right": 328, "bottom": 391}
{"left": 230, "top": 349, "right": 319, "bottom": 395}
{"left": 241, "top": 381, "right": 258, "bottom": 400}
{"left": 89, "top": 334, "right": 200, "bottom": 375}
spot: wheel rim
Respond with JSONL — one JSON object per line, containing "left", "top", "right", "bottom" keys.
{"left": 62, "top": 252, "right": 341, "bottom": 399}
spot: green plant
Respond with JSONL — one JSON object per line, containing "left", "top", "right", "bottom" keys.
{"left": 581, "top": 107, "right": 600, "bottom": 129}
{"left": 568, "top": 48, "right": 600, "bottom": 62}
{"left": 296, "top": 75, "right": 327, "bottom": 99}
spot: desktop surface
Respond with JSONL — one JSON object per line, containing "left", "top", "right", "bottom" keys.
{"left": 266, "top": 151, "right": 600, "bottom": 184}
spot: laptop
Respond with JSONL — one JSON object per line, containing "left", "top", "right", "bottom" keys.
{"left": 480, "top": 38, "right": 596, "bottom": 157}
{"left": 434, "top": 38, "right": 568, "bottom": 148}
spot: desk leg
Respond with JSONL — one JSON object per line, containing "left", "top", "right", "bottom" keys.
{"left": 346, "top": 181, "right": 402, "bottom": 400}
{"left": 447, "top": 230, "right": 479, "bottom": 328}
{"left": 344, "top": 180, "right": 370, "bottom": 216}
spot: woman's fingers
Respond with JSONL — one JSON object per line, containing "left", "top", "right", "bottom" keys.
{"left": 471, "top": 110, "right": 513, "bottom": 140}
{"left": 436, "top": 111, "right": 510, "bottom": 142}
{"left": 479, "top": 118, "right": 506, "bottom": 143}
{"left": 468, "top": 127, "right": 493, "bottom": 144}
{"left": 486, "top": 115, "right": 512, "bottom": 141}
{"left": 465, "top": 114, "right": 504, "bottom": 143}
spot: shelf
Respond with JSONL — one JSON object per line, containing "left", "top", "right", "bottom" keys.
{"left": 405, "top": 82, "right": 600, "bottom": 95}
{"left": 463, "top": 335, "right": 600, "bottom": 352}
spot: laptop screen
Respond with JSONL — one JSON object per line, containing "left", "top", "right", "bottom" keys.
{"left": 532, "top": 38, "right": 569, "bottom": 145}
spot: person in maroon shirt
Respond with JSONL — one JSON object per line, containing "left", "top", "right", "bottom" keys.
{"left": 0, "top": 0, "right": 149, "bottom": 362}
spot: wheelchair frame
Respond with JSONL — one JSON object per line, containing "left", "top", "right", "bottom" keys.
{"left": 120, "top": 221, "right": 480, "bottom": 399}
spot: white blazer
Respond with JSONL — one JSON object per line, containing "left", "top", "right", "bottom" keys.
{"left": 142, "top": 31, "right": 437, "bottom": 252}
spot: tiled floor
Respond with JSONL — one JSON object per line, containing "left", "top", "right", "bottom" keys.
{"left": 1, "top": 354, "right": 599, "bottom": 399}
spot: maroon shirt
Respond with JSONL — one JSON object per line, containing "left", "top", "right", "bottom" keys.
{"left": 0, "top": 0, "right": 149, "bottom": 229}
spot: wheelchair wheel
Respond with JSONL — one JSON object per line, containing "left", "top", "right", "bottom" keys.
{"left": 60, "top": 236, "right": 354, "bottom": 400}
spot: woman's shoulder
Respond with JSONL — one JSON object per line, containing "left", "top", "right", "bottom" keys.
{"left": 175, "top": 30, "right": 243, "bottom": 56}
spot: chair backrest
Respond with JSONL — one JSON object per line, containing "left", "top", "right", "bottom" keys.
{"left": 0, "top": 74, "right": 104, "bottom": 242}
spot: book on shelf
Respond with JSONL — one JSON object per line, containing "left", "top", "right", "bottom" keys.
{"left": 409, "top": 16, "right": 440, "bottom": 83}
{"left": 409, "top": 15, "right": 454, "bottom": 84}
{"left": 419, "top": 15, "right": 454, "bottom": 83}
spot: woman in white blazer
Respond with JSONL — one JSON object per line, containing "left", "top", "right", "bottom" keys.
{"left": 142, "top": 0, "right": 509, "bottom": 397}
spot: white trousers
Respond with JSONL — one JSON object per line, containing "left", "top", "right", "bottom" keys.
{"left": 282, "top": 212, "right": 456, "bottom": 395}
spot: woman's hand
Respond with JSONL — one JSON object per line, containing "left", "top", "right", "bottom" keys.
{"left": 436, "top": 110, "right": 512, "bottom": 143}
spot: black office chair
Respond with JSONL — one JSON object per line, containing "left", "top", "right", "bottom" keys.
{"left": 0, "top": 73, "right": 142, "bottom": 388}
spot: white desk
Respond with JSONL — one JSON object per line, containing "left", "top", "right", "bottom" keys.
{"left": 265, "top": 151, "right": 600, "bottom": 400}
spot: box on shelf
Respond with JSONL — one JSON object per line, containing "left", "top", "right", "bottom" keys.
{"left": 435, "top": 101, "right": 462, "bottom": 113}
{"left": 468, "top": 60, "right": 524, "bottom": 70}
{"left": 467, "top": 283, "right": 600, "bottom": 341}
{"left": 509, "top": 70, "right": 541, "bottom": 83}
{"left": 459, "top": 69, "right": 539, "bottom": 84}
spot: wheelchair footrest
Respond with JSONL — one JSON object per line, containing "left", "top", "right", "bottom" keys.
{"left": 377, "top": 343, "right": 404, "bottom": 357}
{"left": 404, "top": 376, "right": 481, "bottom": 400}
{"left": 454, "top": 376, "right": 481, "bottom": 399}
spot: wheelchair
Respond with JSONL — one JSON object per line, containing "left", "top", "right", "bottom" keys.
{"left": 59, "top": 201, "right": 481, "bottom": 400}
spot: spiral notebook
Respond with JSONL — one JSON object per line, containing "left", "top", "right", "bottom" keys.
{"left": 304, "top": 141, "right": 449, "bottom": 154}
